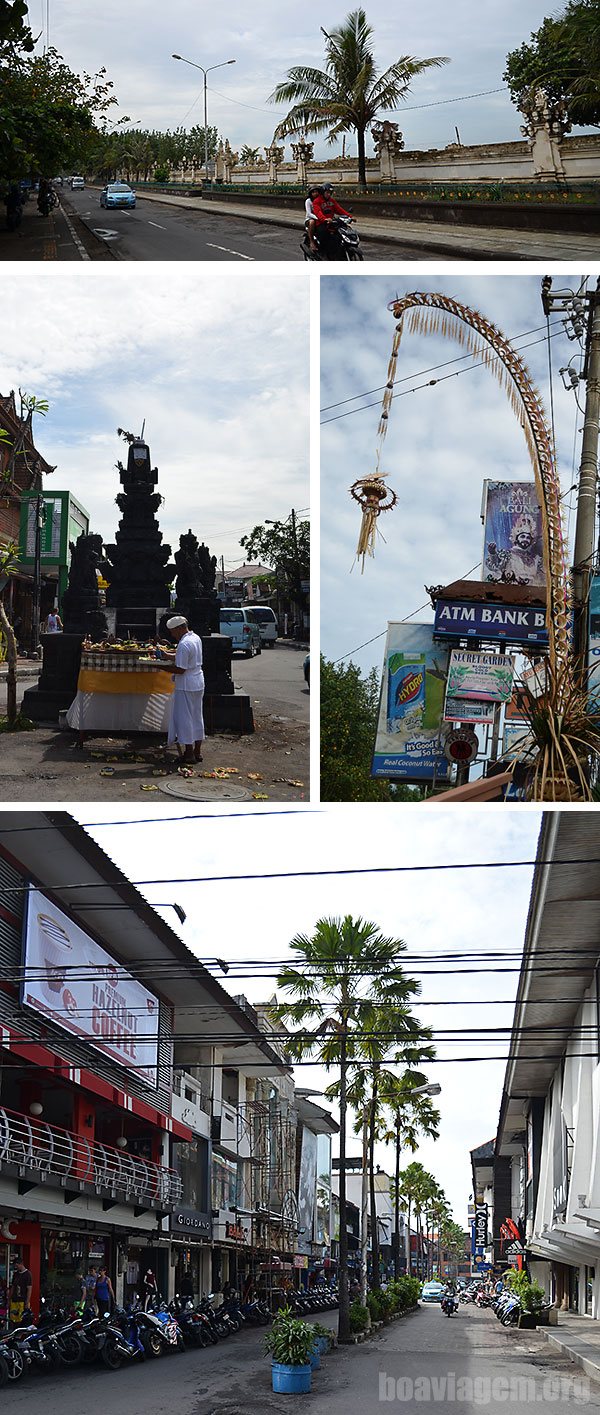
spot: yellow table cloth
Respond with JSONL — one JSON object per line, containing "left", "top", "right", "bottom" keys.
{"left": 66, "top": 654, "right": 174, "bottom": 733}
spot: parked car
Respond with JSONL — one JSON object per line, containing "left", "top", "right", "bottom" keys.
{"left": 100, "top": 181, "right": 136, "bottom": 209}
{"left": 219, "top": 607, "right": 262, "bottom": 658}
{"left": 70, "top": 175, "right": 85, "bottom": 190}
{"left": 421, "top": 1281, "right": 445, "bottom": 1303}
{"left": 250, "top": 605, "right": 277, "bottom": 648}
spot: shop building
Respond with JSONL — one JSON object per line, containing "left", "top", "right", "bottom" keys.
{"left": 0, "top": 391, "right": 56, "bottom": 650}
{"left": 495, "top": 812, "right": 600, "bottom": 1315}
{"left": 295, "top": 1093, "right": 337, "bottom": 1286}
{"left": 470, "top": 1139, "right": 496, "bottom": 1274}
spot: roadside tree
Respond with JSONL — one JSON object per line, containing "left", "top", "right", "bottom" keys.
{"left": 270, "top": 7, "right": 448, "bottom": 190}
{"left": 504, "top": 0, "right": 600, "bottom": 127}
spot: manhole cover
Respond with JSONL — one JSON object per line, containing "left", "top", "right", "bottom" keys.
{"left": 158, "top": 779, "right": 251, "bottom": 801}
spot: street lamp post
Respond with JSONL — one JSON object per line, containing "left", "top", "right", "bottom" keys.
{"left": 171, "top": 54, "right": 236, "bottom": 183}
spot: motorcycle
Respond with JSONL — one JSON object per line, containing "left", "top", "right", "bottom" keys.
{"left": 301, "top": 215, "right": 363, "bottom": 262}
{"left": 100, "top": 1308, "right": 147, "bottom": 1370}
{"left": 440, "top": 1291, "right": 459, "bottom": 1317}
{"left": 138, "top": 1300, "right": 184, "bottom": 1354}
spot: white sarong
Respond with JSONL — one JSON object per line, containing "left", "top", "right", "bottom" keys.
{"left": 168, "top": 690, "right": 205, "bottom": 746}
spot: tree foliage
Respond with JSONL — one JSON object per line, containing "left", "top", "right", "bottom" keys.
{"left": 321, "top": 654, "right": 422, "bottom": 802}
{"left": 269, "top": 7, "right": 448, "bottom": 188}
{"left": 88, "top": 124, "right": 220, "bottom": 182}
{"left": 239, "top": 516, "right": 309, "bottom": 613}
{"left": 504, "top": 0, "right": 600, "bottom": 127}
{"left": 0, "top": 48, "right": 117, "bottom": 180}
{"left": 0, "top": 0, "right": 35, "bottom": 54}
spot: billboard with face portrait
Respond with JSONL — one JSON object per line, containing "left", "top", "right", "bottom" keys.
{"left": 481, "top": 481, "right": 544, "bottom": 588}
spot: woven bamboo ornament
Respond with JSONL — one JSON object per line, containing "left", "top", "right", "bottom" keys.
{"left": 358, "top": 291, "right": 570, "bottom": 680}
{"left": 349, "top": 327, "right": 401, "bottom": 570}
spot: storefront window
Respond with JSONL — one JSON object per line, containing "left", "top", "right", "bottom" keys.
{"left": 172, "top": 1137, "right": 209, "bottom": 1212}
{"left": 40, "top": 1232, "right": 110, "bottom": 1300}
{"left": 212, "top": 1152, "right": 238, "bottom": 1211}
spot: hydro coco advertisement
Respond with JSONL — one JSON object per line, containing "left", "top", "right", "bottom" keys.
{"left": 372, "top": 623, "right": 450, "bottom": 781}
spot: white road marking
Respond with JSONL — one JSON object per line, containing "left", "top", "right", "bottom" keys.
{"left": 206, "top": 243, "right": 255, "bottom": 261}
{"left": 59, "top": 204, "right": 90, "bottom": 260}
{"left": 148, "top": 221, "right": 167, "bottom": 230}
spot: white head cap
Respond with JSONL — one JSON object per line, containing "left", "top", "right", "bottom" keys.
{"left": 166, "top": 615, "right": 188, "bottom": 630}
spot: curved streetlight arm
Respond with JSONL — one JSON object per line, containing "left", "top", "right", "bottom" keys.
{"left": 171, "top": 56, "right": 236, "bottom": 179}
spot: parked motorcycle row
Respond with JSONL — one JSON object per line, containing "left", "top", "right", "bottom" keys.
{"left": 283, "top": 1284, "right": 339, "bottom": 1317}
{"left": 0, "top": 1285, "right": 337, "bottom": 1386}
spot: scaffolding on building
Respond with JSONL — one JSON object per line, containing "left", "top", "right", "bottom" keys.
{"left": 233, "top": 1092, "right": 299, "bottom": 1307}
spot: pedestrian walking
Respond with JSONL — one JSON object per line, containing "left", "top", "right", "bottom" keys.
{"left": 82, "top": 1265, "right": 98, "bottom": 1310}
{"left": 45, "top": 609, "right": 63, "bottom": 633}
{"left": 9, "top": 1257, "right": 32, "bottom": 1325}
{"left": 94, "top": 1266, "right": 115, "bottom": 1314}
{"left": 156, "top": 615, "right": 205, "bottom": 763}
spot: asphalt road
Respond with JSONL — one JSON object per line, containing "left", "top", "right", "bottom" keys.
{"left": 230, "top": 640, "right": 309, "bottom": 724}
{"left": 64, "top": 188, "right": 447, "bottom": 262}
{"left": 0, "top": 1307, "right": 596, "bottom": 1415}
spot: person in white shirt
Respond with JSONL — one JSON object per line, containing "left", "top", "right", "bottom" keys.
{"left": 304, "top": 185, "right": 322, "bottom": 253}
{"left": 157, "top": 615, "right": 205, "bottom": 763}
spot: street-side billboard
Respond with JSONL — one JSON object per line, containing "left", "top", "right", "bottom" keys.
{"left": 21, "top": 888, "right": 159, "bottom": 1088}
{"left": 589, "top": 576, "right": 600, "bottom": 708}
{"left": 444, "top": 698, "right": 495, "bottom": 726}
{"left": 372, "top": 624, "right": 450, "bottom": 781}
{"left": 434, "top": 599, "right": 548, "bottom": 646}
{"left": 481, "top": 480, "right": 544, "bottom": 587}
{"left": 501, "top": 721, "right": 535, "bottom": 761}
{"left": 474, "top": 1205, "right": 489, "bottom": 1248}
{"left": 446, "top": 651, "right": 514, "bottom": 703}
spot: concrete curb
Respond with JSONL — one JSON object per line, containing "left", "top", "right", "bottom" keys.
{"left": 539, "top": 1326, "right": 600, "bottom": 1384}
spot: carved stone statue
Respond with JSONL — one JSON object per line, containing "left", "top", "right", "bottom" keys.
{"left": 61, "top": 533, "right": 108, "bottom": 638}
{"left": 291, "top": 139, "right": 314, "bottom": 185}
{"left": 519, "top": 85, "right": 571, "bottom": 182}
{"left": 265, "top": 143, "right": 285, "bottom": 184}
{"left": 173, "top": 529, "right": 220, "bottom": 635}
{"left": 371, "top": 120, "right": 404, "bottom": 181}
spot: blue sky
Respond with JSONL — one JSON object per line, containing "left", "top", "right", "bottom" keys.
{"left": 27, "top": 0, "right": 592, "bottom": 154}
{"left": 0, "top": 265, "right": 309, "bottom": 570}
{"left": 77, "top": 803, "right": 543, "bottom": 1226}
{"left": 320, "top": 272, "right": 588, "bottom": 678}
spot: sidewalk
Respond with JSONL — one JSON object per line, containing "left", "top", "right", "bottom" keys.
{"left": 133, "top": 189, "right": 600, "bottom": 260}
{"left": 540, "top": 1312, "right": 600, "bottom": 1384}
{"left": 0, "top": 195, "right": 115, "bottom": 261}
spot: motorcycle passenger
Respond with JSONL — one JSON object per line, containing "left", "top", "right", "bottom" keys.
{"left": 304, "top": 185, "right": 322, "bottom": 253}
{"left": 311, "top": 182, "right": 352, "bottom": 258}
{"left": 37, "top": 177, "right": 52, "bottom": 216}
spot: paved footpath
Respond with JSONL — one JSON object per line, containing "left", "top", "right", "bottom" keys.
{"left": 0, "top": 195, "right": 115, "bottom": 261}
{"left": 1, "top": 1307, "right": 597, "bottom": 1414}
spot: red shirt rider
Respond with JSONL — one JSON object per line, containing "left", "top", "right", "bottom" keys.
{"left": 312, "top": 188, "right": 352, "bottom": 225}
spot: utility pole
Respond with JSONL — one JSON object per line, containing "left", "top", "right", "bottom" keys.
{"left": 541, "top": 276, "right": 600, "bottom": 661}
{"left": 31, "top": 494, "right": 46, "bottom": 657}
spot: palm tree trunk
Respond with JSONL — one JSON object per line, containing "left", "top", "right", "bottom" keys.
{"left": 369, "top": 1070, "right": 380, "bottom": 1289}
{"left": 357, "top": 124, "right": 367, "bottom": 192}
{"left": 394, "top": 1117, "right": 401, "bottom": 1280}
{"left": 0, "top": 602, "right": 17, "bottom": 723}
{"left": 338, "top": 1021, "right": 350, "bottom": 1342}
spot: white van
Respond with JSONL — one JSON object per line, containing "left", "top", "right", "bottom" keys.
{"left": 219, "top": 607, "right": 262, "bottom": 657}
{"left": 250, "top": 605, "right": 278, "bottom": 648}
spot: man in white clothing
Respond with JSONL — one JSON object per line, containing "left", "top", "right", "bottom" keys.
{"left": 157, "top": 615, "right": 205, "bottom": 763}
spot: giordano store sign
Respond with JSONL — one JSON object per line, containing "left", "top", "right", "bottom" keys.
{"left": 171, "top": 1208, "right": 212, "bottom": 1237}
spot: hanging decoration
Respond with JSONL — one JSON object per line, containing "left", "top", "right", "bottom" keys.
{"left": 349, "top": 325, "right": 401, "bottom": 570}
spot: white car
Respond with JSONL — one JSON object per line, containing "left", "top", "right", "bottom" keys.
{"left": 71, "top": 176, "right": 85, "bottom": 190}
{"left": 250, "top": 605, "right": 278, "bottom": 648}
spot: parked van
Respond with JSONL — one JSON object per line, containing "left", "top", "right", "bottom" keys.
{"left": 250, "top": 605, "right": 278, "bottom": 648}
{"left": 219, "top": 607, "right": 262, "bottom": 657}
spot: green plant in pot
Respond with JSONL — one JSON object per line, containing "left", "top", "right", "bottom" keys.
{"left": 312, "top": 1320, "right": 334, "bottom": 1354}
{"left": 265, "top": 1309, "right": 316, "bottom": 1393}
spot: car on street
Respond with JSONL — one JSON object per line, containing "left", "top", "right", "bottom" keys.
{"left": 219, "top": 607, "right": 262, "bottom": 658}
{"left": 70, "top": 175, "right": 85, "bottom": 190}
{"left": 100, "top": 181, "right": 136, "bottom": 209}
{"left": 250, "top": 605, "right": 278, "bottom": 648}
{"left": 420, "top": 1280, "right": 445, "bottom": 1303}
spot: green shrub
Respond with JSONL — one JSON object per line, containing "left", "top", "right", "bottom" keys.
{"left": 504, "top": 1270, "right": 544, "bottom": 1312}
{"left": 153, "top": 165, "right": 170, "bottom": 183}
{"left": 366, "top": 1290, "right": 384, "bottom": 1321}
{"left": 349, "top": 1299, "right": 370, "bottom": 1333}
{"left": 264, "top": 1310, "right": 316, "bottom": 1366}
{"left": 387, "top": 1276, "right": 420, "bottom": 1312}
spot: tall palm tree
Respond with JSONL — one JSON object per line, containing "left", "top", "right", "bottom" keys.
{"left": 273, "top": 915, "right": 424, "bottom": 1341}
{"left": 396, "top": 1161, "right": 439, "bottom": 1279}
{"left": 269, "top": 8, "right": 448, "bottom": 190}
{"left": 377, "top": 1078, "right": 440, "bottom": 1279}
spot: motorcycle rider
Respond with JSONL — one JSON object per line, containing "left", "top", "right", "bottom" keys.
{"left": 311, "top": 182, "right": 353, "bottom": 258}
{"left": 37, "top": 177, "right": 52, "bottom": 216}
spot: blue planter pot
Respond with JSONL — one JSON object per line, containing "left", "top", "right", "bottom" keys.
{"left": 309, "top": 1344, "right": 321, "bottom": 1370}
{"left": 272, "top": 1362, "right": 312, "bottom": 1394}
{"left": 317, "top": 1336, "right": 329, "bottom": 1355}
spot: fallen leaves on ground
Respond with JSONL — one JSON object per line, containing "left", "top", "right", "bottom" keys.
{"left": 252, "top": 793, "right": 269, "bottom": 801}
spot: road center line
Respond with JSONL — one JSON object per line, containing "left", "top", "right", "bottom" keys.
{"left": 147, "top": 221, "right": 167, "bottom": 230}
{"left": 206, "top": 243, "right": 255, "bottom": 261}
